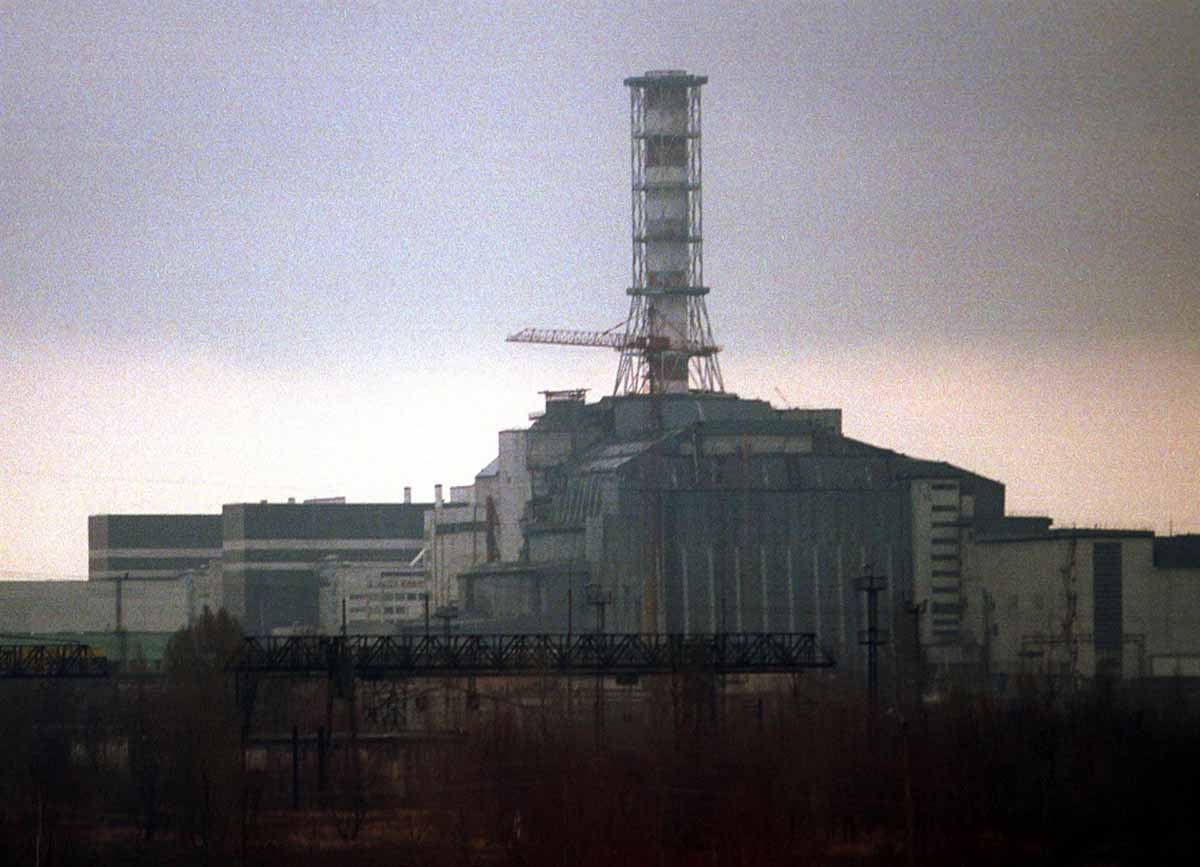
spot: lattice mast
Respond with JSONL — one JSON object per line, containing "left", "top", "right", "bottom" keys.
{"left": 616, "top": 71, "right": 723, "bottom": 395}
{"left": 505, "top": 70, "right": 723, "bottom": 395}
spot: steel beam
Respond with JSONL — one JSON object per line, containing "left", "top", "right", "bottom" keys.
{"left": 0, "top": 644, "right": 110, "bottom": 679}
{"left": 231, "top": 633, "right": 835, "bottom": 678}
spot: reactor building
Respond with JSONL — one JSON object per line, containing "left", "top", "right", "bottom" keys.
{"left": 4, "top": 69, "right": 1197, "bottom": 688}
{"left": 449, "top": 71, "right": 1003, "bottom": 671}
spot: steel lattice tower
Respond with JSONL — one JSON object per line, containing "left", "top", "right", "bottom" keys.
{"left": 615, "top": 71, "right": 724, "bottom": 396}
{"left": 506, "top": 70, "right": 724, "bottom": 395}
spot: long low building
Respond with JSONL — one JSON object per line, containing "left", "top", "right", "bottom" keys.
{"left": 83, "top": 499, "right": 436, "bottom": 634}
{"left": 88, "top": 513, "right": 222, "bottom": 580}
{"left": 0, "top": 499, "right": 439, "bottom": 658}
{"left": 5, "top": 395, "right": 1196, "bottom": 694}
{"left": 223, "top": 501, "right": 429, "bottom": 632}
{"left": 959, "top": 524, "right": 1200, "bottom": 688}
{"left": 0, "top": 578, "right": 188, "bottom": 634}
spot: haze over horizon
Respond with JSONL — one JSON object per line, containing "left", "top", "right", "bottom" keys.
{"left": 3, "top": 1, "right": 1197, "bottom": 579}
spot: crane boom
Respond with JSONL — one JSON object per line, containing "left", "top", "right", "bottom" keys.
{"left": 507, "top": 326, "right": 720, "bottom": 356}
{"left": 506, "top": 327, "right": 627, "bottom": 349}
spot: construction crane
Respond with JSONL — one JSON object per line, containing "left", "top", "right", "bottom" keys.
{"left": 506, "top": 70, "right": 726, "bottom": 639}
{"left": 506, "top": 325, "right": 719, "bottom": 356}
{"left": 507, "top": 70, "right": 724, "bottom": 397}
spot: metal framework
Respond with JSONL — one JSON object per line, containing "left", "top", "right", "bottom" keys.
{"left": 0, "top": 644, "right": 110, "bottom": 679}
{"left": 231, "top": 633, "right": 834, "bottom": 678}
{"left": 508, "top": 326, "right": 718, "bottom": 356}
{"left": 505, "top": 70, "right": 725, "bottom": 397}
{"left": 617, "top": 71, "right": 724, "bottom": 396}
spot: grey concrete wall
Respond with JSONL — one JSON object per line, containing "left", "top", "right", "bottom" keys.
{"left": 653, "top": 487, "right": 907, "bottom": 671}
{"left": 0, "top": 579, "right": 188, "bottom": 634}
{"left": 960, "top": 533, "right": 1200, "bottom": 681}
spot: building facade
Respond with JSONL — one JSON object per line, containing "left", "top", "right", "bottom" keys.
{"left": 224, "top": 501, "right": 430, "bottom": 632}
{"left": 88, "top": 514, "right": 222, "bottom": 581}
{"left": 449, "top": 390, "right": 1005, "bottom": 676}
{"left": 959, "top": 526, "right": 1200, "bottom": 689}
{"left": 82, "top": 500, "right": 434, "bottom": 633}
{"left": 316, "top": 558, "right": 431, "bottom": 633}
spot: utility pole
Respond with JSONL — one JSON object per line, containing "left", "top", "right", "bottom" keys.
{"left": 567, "top": 586, "right": 574, "bottom": 727}
{"left": 434, "top": 603, "right": 459, "bottom": 640}
{"left": 855, "top": 566, "right": 889, "bottom": 732}
{"left": 587, "top": 583, "right": 611, "bottom": 633}
{"left": 981, "top": 589, "right": 995, "bottom": 692}
{"left": 1060, "top": 536, "right": 1080, "bottom": 694}
{"left": 904, "top": 599, "right": 927, "bottom": 709}
{"left": 116, "top": 572, "right": 127, "bottom": 671}
{"left": 433, "top": 603, "right": 460, "bottom": 729}
{"left": 586, "top": 583, "right": 613, "bottom": 746}
{"left": 900, "top": 597, "right": 926, "bottom": 867}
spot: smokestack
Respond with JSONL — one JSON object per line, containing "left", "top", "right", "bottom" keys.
{"left": 404, "top": 486, "right": 412, "bottom": 504}
{"left": 434, "top": 484, "right": 443, "bottom": 506}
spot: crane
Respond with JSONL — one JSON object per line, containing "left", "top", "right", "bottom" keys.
{"left": 506, "top": 325, "right": 719, "bottom": 356}
{"left": 506, "top": 71, "right": 724, "bottom": 397}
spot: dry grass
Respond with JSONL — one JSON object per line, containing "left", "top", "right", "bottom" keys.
{"left": 3, "top": 673, "right": 1200, "bottom": 865}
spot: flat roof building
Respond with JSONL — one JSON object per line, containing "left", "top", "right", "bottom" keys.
{"left": 225, "top": 501, "right": 430, "bottom": 632}
{"left": 84, "top": 500, "right": 434, "bottom": 633}
{"left": 88, "top": 513, "right": 222, "bottom": 581}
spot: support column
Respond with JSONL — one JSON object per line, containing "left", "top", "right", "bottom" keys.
{"left": 787, "top": 547, "right": 796, "bottom": 633}
{"left": 760, "top": 545, "right": 770, "bottom": 632}
{"left": 680, "top": 546, "right": 690, "bottom": 636}
{"left": 707, "top": 547, "right": 717, "bottom": 633}
{"left": 733, "top": 548, "right": 743, "bottom": 633}
{"left": 813, "top": 546, "right": 821, "bottom": 642}
{"left": 836, "top": 544, "right": 847, "bottom": 662}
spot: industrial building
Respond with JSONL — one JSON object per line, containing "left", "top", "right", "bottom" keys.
{"left": 0, "top": 577, "right": 188, "bottom": 636}
{"left": 959, "top": 526, "right": 1200, "bottom": 686}
{"left": 315, "top": 557, "right": 430, "bottom": 633}
{"left": 5, "top": 69, "right": 1198, "bottom": 692}
{"left": 2, "top": 498, "right": 440, "bottom": 662}
{"left": 427, "top": 388, "right": 1200, "bottom": 686}
{"left": 88, "top": 513, "right": 222, "bottom": 580}
{"left": 2, "top": 497, "right": 441, "bottom": 657}
{"left": 431, "top": 69, "right": 1200, "bottom": 685}
{"left": 452, "top": 70, "right": 999, "bottom": 675}
{"left": 444, "top": 390, "right": 1002, "bottom": 662}
{"left": 223, "top": 500, "right": 430, "bottom": 632}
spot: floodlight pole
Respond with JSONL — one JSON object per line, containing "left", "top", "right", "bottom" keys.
{"left": 856, "top": 566, "right": 889, "bottom": 733}
{"left": 586, "top": 583, "right": 613, "bottom": 745}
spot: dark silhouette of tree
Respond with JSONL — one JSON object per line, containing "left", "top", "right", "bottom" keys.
{"left": 163, "top": 607, "right": 243, "bottom": 684}
{"left": 161, "top": 608, "right": 245, "bottom": 858}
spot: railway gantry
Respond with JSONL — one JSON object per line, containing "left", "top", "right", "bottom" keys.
{"left": 0, "top": 644, "right": 110, "bottom": 679}
{"left": 231, "top": 632, "right": 835, "bottom": 679}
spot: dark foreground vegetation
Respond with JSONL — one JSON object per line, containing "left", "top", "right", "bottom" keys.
{"left": 3, "top": 615, "right": 1199, "bottom": 866}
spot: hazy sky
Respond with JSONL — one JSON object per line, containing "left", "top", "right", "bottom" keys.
{"left": 2, "top": 1, "right": 1198, "bottom": 578}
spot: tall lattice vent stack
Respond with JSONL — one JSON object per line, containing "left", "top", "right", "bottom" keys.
{"left": 616, "top": 70, "right": 724, "bottom": 396}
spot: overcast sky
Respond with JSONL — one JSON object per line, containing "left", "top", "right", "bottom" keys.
{"left": 2, "top": 1, "right": 1198, "bottom": 578}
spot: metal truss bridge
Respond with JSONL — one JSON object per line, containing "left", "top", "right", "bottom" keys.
{"left": 0, "top": 644, "right": 110, "bottom": 679}
{"left": 231, "top": 632, "right": 835, "bottom": 679}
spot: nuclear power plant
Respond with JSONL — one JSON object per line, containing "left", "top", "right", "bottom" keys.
{"left": 3, "top": 71, "right": 1198, "bottom": 692}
